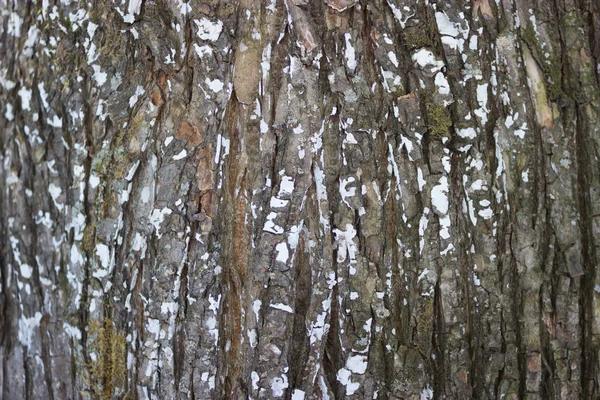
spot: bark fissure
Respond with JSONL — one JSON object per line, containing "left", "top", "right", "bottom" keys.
{"left": 1, "top": 0, "right": 600, "bottom": 399}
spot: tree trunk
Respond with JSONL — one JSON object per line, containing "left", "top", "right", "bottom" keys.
{"left": 1, "top": 0, "right": 600, "bottom": 399}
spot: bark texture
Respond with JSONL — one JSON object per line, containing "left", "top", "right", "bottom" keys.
{"left": 1, "top": 0, "right": 600, "bottom": 399}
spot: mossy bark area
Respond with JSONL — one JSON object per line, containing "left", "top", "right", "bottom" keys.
{"left": 1, "top": 0, "right": 599, "bottom": 399}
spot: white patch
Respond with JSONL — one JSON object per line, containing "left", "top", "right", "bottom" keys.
{"left": 387, "top": 51, "right": 399, "bottom": 68}
{"left": 147, "top": 318, "right": 161, "bottom": 338}
{"left": 263, "top": 212, "right": 284, "bottom": 234}
{"left": 333, "top": 224, "right": 358, "bottom": 267}
{"left": 179, "top": 1, "right": 192, "bottom": 15}
{"left": 435, "top": 11, "right": 460, "bottom": 37}
{"left": 457, "top": 127, "right": 477, "bottom": 139}
{"left": 308, "top": 298, "right": 331, "bottom": 345}
{"left": 270, "top": 303, "right": 293, "bottom": 313}
{"left": 417, "top": 168, "right": 426, "bottom": 192}
{"left": 141, "top": 187, "right": 151, "bottom": 203}
{"left": 89, "top": 174, "right": 100, "bottom": 188}
{"left": 386, "top": 1, "right": 413, "bottom": 27}
{"left": 253, "top": 300, "right": 262, "bottom": 323}
{"left": 477, "top": 84, "right": 489, "bottom": 106}
{"left": 20, "top": 263, "right": 33, "bottom": 279}
{"left": 442, "top": 155, "right": 451, "bottom": 174}
{"left": 194, "top": 18, "right": 223, "bottom": 42}
{"left": 18, "top": 87, "right": 32, "bottom": 111}
{"left": 275, "top": 242, "right": 289, "bottom": 263}
{"left": 440, "top": 243, "right": 454, "bottom": 255}
{"left": 270, "top": 374, "right": 289, "bottom": 397}
{"left": 346, "top": 355, "right": 368, "bottom": 374}
{"left": 37, "top": 82, "right": 49, "bottom": 109}
{"left": 474, "top": 83, "right": 489, "bottom": 124}
{"left": 434, "top": 72, "right": 450, "bottom": 95}
{"left": 205, "top": 78, "right": 224, "bottom": 93}
{"left": 7, "top": 11, "right": 23, "bottom": 37}
{"left": 431, "top": 176, "right": 449, "bottom": 215}
{"left": 260, "top": 120, "right": 269, "bottom": 133}
{"left": 470, "top": 179, "right": 484, "bottom": 191}
{"left": 63, "top": 323, "right": 82, "bottom": 340}
{"left": 469, "top": 35, "right": 478, "bottom": 50}
{"left": 71, "top": 244, "right": 84, "bottom": 265}
{"left": 149, "top": 207, "right": 173, "bottom": 238}
{"left": 344, "top": 33, "right": 357, "bottom": 71}
{"left": 92, "top": 65, "right": 107, "bottom": 86}
{"left": 128, "top": 0, "right": 142, "bottom": 16}
{"left": 336, "top": 368, "right": 360, "bottom": 395}
{"left": 129, "top": 85, "right": 145, "bottom": 108}
{"left": 173, "top": 149, "right": 187, "bottom": 160}
{"left": 18, "top": 312, "right": 43, "bottom": 347}
{"left": 125, "top": 161, "right": 141, "bottom": 181}
{"left": 252, "top": 371, "right": 260, "bottom": 390}
{"left": 270, "top": 196, "right": 288, "bottom": 208}
{"left": 48, "top": 115, "right": 63, "bottom": 128}
{"left": 262, "top": 44, "right": 272, "bottom": 80}
{"left": 95, "top": 243, "right": 110, "bottom": 269}
{"left": 87, "top": 21, "right": 98, "bottom": 39}
{"left": 340, "top": 177, "right": 356, "bottom": 206}
{"left": 478, "top": 208, "right": 493, "bottom": 219}
{"left": 514, "top": 128, "right": 526, "bottom": 139}
{"left": 344, "top": 132, "right": 358, "bottom": 144}
{"left": 279, "top": 175, "right": 295, "bottom": 196}
{"left": 247, "top": 329, "right": 257, "bottom": 348}
{"left": 421, "top": 385, "right": 434, "bottom": 400}
{"left": 291, "top": 389, "right": 306, "bottom": 400}
{"left": 439, "top": 215, "right": 451, "bottom": 239}
{"left": 194, "top": 43, "right": 213, "bottom": 59}
{"left": 412, "top": 49, "right": 444, "bottom": 73}
{"left": 48, "top": 183, "right": 63, "bottom": 210}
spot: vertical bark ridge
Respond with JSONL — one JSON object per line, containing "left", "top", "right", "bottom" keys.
{"left": 1, "top": 0, "right": 599, "bottom": 399}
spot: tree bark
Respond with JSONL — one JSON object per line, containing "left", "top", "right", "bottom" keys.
{"left": 1, "top": 0, "right": 600, "bottom": 399}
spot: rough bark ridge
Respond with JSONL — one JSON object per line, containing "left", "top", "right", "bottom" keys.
{"left": 1, "top": 0, "right": 600, "bottom": 399}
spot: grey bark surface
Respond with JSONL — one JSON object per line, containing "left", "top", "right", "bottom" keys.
{"left": 1, "top": 0, "right": 600, "bottom": 399}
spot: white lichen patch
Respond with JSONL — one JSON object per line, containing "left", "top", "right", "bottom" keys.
{"left": 435, "top": 10, "right": 468, "bottom": 50}
{"left": 412, "top": 49, "right": 444, "bottom": 73}
{"left": 474, "top": 83, "right": 489, "bottom": 125}
{"left": 346, "top": 354, "right": 368, "bottom": 374}
{"left": 270, "top": 374, "right": 289, "bottom": 397}
{"left": 18, "top": 312, "right": 42, "bottom": 347}
{"left": 336, "top": 368, "right": 360, "bottom": 395}
{"left": 172, "top": 149, "right": 187, "bottom": 161}
{"left": 129, "top": 85, "right": 145, "bottom": 107}
{"left": 48, "top": 183, "right": 64, "bottom": 210}
{"left": 18, "top": 87, "right": 32, "bottom": 111}
{"left": 205, "top": 78, "right": 224, "bottom": 93}
{"left": 194, "top": 18, "right": 223, "bottom": 42}
{"left": 333, "top": 224, "right": 358, "bottom": 273}
{"left": 434, "top": 72, "right": 451, "bottom": 96}
{"left": 275, "top": 242, "right": 289, "bottom": 263}
{"left": 344, "top": 33, "right": 357, "bottom": 71}
{"left": 264, "top": 212, "right": 284, "bottom": 235}
{"left": 278, "top": 175, "right": 295, "bottom": 197}
{"left": 270, "top": 303, "right": 293, "bottom": 313}
{"left": 149, "top": 207, "right": 173, "bottom": 238}
{"left": 431, "top": 176, "right": 449, "bottom": 215}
